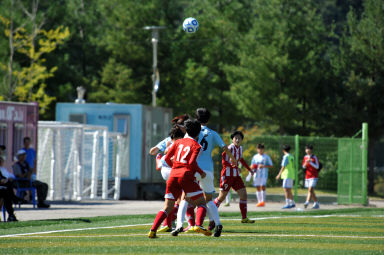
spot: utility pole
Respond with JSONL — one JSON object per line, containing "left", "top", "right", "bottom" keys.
{"left": 143, "top": 26, "right": 166, "bottom": 107}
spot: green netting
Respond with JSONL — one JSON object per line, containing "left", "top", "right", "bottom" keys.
{"left": 337, "top": 138, "right": 367, "bottom": 204}
{"left": 212, "top": 132, "right": 367, "bottom": 205}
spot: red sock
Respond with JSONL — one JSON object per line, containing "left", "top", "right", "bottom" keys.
{"left": 195, "top": 205, "right": 207, "bottom": 226}
{"left": 239, "top": 200, "right": 247, "bottom": 219}
{"left": 151, "top": 210, "right": 168, "bottom": 231}
{"left": 214, "top": 198, "right": 222, "bottom": 208}
{"left": 186, "top": 204, "right": 195, "bottom": 226}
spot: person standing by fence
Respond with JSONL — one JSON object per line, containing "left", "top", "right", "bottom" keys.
{"left": 276, "top": 145, "right": 296, "bottom": 209}
{"left": 302, "top": 144, "right": 320, "bottom": 209}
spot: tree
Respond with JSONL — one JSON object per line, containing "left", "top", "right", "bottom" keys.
{"left": 331, "top": 0, "right": 384, "bottom": 193}
{"left": 226, "top": 0, "right": 333, "bottom": 135}
{"left": 0, "top": 0, "right": 70, "bottom": 114}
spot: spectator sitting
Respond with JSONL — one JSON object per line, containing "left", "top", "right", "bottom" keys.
{"left": 0, "top": 157, "right": 18, "bottom": 221}
{"left": 12, "top": 149, "right": 50, "bottom": 208}
{"left": 0, "top": 156, "right": 26, "bottom": 204}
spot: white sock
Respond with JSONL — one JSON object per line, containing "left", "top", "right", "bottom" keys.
{"left": 262, "top": 190, "right": 266, "bottom": 202}
{"left": 304, "top": 201, "right": 309, "bottom": 205}
{"left": 285, "top": 199, "right": 290, "bottom": 205}
{"left": 225, "top": 192, "right": 231, "bottom": 204}
{"left": 289, "top": 199, "right": 295, "bottom": 205}
{"left": 207, "top": 200, "right": 221, "bottom": 225}
{"left": 176, "top": 200, "right": 188, "bottom": 229}
{"left": 256, "top": 191, "right": 262, "bottom": 203}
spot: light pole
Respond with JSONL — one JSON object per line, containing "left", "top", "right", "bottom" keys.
{"left": 143, "top": 26, "right": 166, "bottom": 107}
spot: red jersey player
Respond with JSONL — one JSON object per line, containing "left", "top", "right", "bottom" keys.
{"left": 148, "top": 119, "right": 212, "bottom": 238}
{"left": 214, "top": 131, "right": 255, "bottom": 223}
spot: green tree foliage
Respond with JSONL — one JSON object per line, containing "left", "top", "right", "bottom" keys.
{"left": 225, "top": 0, "right": 336, "bottom": 135}
{"left": 0, "top": 0, "right": 70, "bottom": 114}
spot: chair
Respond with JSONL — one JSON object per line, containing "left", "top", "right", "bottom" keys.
{"left": 15, "top": 178, "right": 36, "bottom": 208}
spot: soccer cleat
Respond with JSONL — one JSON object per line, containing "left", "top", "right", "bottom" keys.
{"left": 256, "top": 201, "right": 265, "bottom": 207}
{"left": 312, "top": 203, "right": 320, "bottom": 209}
{"left": 155, "top": 153, "right": 162, "bottom": 171}
{"left": 304, "top": 202, "right": 309, "bottom": 209}
{"left": 171, "top": 227, "right": 184, "bottom": 236}
{"left": 224, "top": 203, "right": 230, "bottom": 207}
{"left": 194, "top": 225, "right": 212, "bottom": 236}
{"left": 290, "top": 204, "right": 296, "bottom": 208}
{"left": 157, "top": 226, "right": 171, "bottom": 233}
{"left": 241, "top": 217, "right": 255, "bottom": 223}
{"left": 214, "top": 224, "right": 223, "bottom": 237}
{"left": 183, "top": 225, "right": 195, "bottom": 233}
{"left": 208, "top": 220, "right": 215, "bottom": 231}
{"left": 282, "top": 204, "right": 291, "bottom": 209}
{"left": 148, "top": 230, "right": 157, "bottom": 239}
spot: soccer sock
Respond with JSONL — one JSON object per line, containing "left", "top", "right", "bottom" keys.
{"left": 256, "top": 191, "right": 262, "bottom": 203}
{"left": 262, "top": 190, "right": 266, "bottom": 202}
{"left": 195, "top": 205, "right": 207, "bottom": 226}
{"left": 176, "top": 200, "right": 188, "bottom": 229}
{"left": 186, "top": 203, "right": 195, "bottom": 226}
{"left": 151, "top": 210, "right": 168, "bottom": 231}
{"left": 207, "top": 200, "right": 221, "bottom": 225}
{"left": 214, "top": 197, "right": 222, "bottom": 208}
{"left": 286, "top": 199, "right": 290, "bottom": 205}
{"left": 172, "top": 203, "right": 179, "bottom": 221}
{"left": 290, "top": 199, "right": 295, "bottom": 205}
{"left": 225, "top": 192, "right": 231, "bottom": 204}
{"left": 239, "top": 200, "right": 247, "bottom": 219}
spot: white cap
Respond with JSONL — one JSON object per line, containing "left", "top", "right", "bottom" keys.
{"left": 16, "top": 149, "right": 27, "bottom": 156}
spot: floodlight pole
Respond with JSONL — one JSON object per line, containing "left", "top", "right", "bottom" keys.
{"left": 144, "top": 26, "right": 166, "bottom": 107}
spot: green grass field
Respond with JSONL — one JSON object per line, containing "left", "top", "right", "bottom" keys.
{"left": 1, "top": 208, "right": 383, "bottom": 254}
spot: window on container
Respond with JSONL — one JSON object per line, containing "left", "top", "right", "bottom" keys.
{"left": 0, "top": 123, "right": 7, "bottom": 147}
{"left": 13, "top": 123, "right": 24, "bottom": 157}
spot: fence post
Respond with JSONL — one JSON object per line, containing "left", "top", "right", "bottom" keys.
{"left": 102, "top": 130, "right": 109, "bottom": 199}
{"left": 294, "top": 134, "right": 299, "bottom": 202}
{"left": 362, "top": 122, "right": 368, "bottom": 205}
{"left": 90, "top": 131, "right": 99, "bottom": 199}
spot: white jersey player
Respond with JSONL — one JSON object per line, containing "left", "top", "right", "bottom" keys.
{"left": 249, "top": 143, "right": 273, "bottom": 207}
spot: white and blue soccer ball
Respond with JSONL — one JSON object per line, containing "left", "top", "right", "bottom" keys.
{"left": 183, "top": 17, "right": 199, "bottom": 33}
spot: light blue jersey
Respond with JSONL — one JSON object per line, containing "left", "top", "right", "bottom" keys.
{"left": 155, "top": 137, "right": 172, "bottom": 153}
{"left": 251, "top": 153, "right": 273, "bottom": 179}
{"left": 197, "top": 125, "right": 226, "bottom": 173}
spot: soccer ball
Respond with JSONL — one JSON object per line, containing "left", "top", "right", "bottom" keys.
{"left": 183, "top": 17, "right": 199, "bottom": 33}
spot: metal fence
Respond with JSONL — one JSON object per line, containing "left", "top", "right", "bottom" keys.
{"left": 37, "top": 121, "right": 128, "bottom": 201}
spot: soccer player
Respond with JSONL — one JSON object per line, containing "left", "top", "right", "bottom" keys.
{"left": 276, "top": 144, "right": 296, "bottom": 209}
{"left": 250, "top": 143, "right": 273, "bottom": 207}
{"left": 176, "top": 108, "right": 238, "bottom": 238}
{"left": 214, "top": 131, "right": 255, "bottom": 223}
{"left": 157, "top": 127, "right": 185, "bottom": 233}
{"left": 302, "top": 144, "right": 320, "bottom": 209}
{"left": 149, "top": 114, "right": 189, "bottom": 170}
{"left": 148, "top": 119, "right": 211, "bottom": 238}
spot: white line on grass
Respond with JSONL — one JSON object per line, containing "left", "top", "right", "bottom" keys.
{"left": 1, "top": 214, "right": 382, "bottom": 239}
{"left": 9, "top": 233, "right": 384, "bottom": 240}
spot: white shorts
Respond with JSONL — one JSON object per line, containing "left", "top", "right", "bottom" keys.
{"left": 282, "top": 178, "right": 293, "bottom": 189}
{"left": 161, "top": 167, "right": 171, "bottom": 181}
{"left": 195, "top": 170, "right": 215, "bottom": 194}
{"left": 305, "top": 178, "right": 318, "bottom": 188}
{"left": 254, "top": 177, "right": 267, "bottom": 187}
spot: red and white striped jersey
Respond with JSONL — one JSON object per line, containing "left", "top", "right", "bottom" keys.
{"left": 221, "top": 143, "right": 251, "bottom": 177}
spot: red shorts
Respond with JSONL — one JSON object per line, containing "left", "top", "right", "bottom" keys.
{"left": 220, "top": 175, "right": 245, "bottom": 192}
{"left": 165, "top": 171, "right": 203, "bottom": 201}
